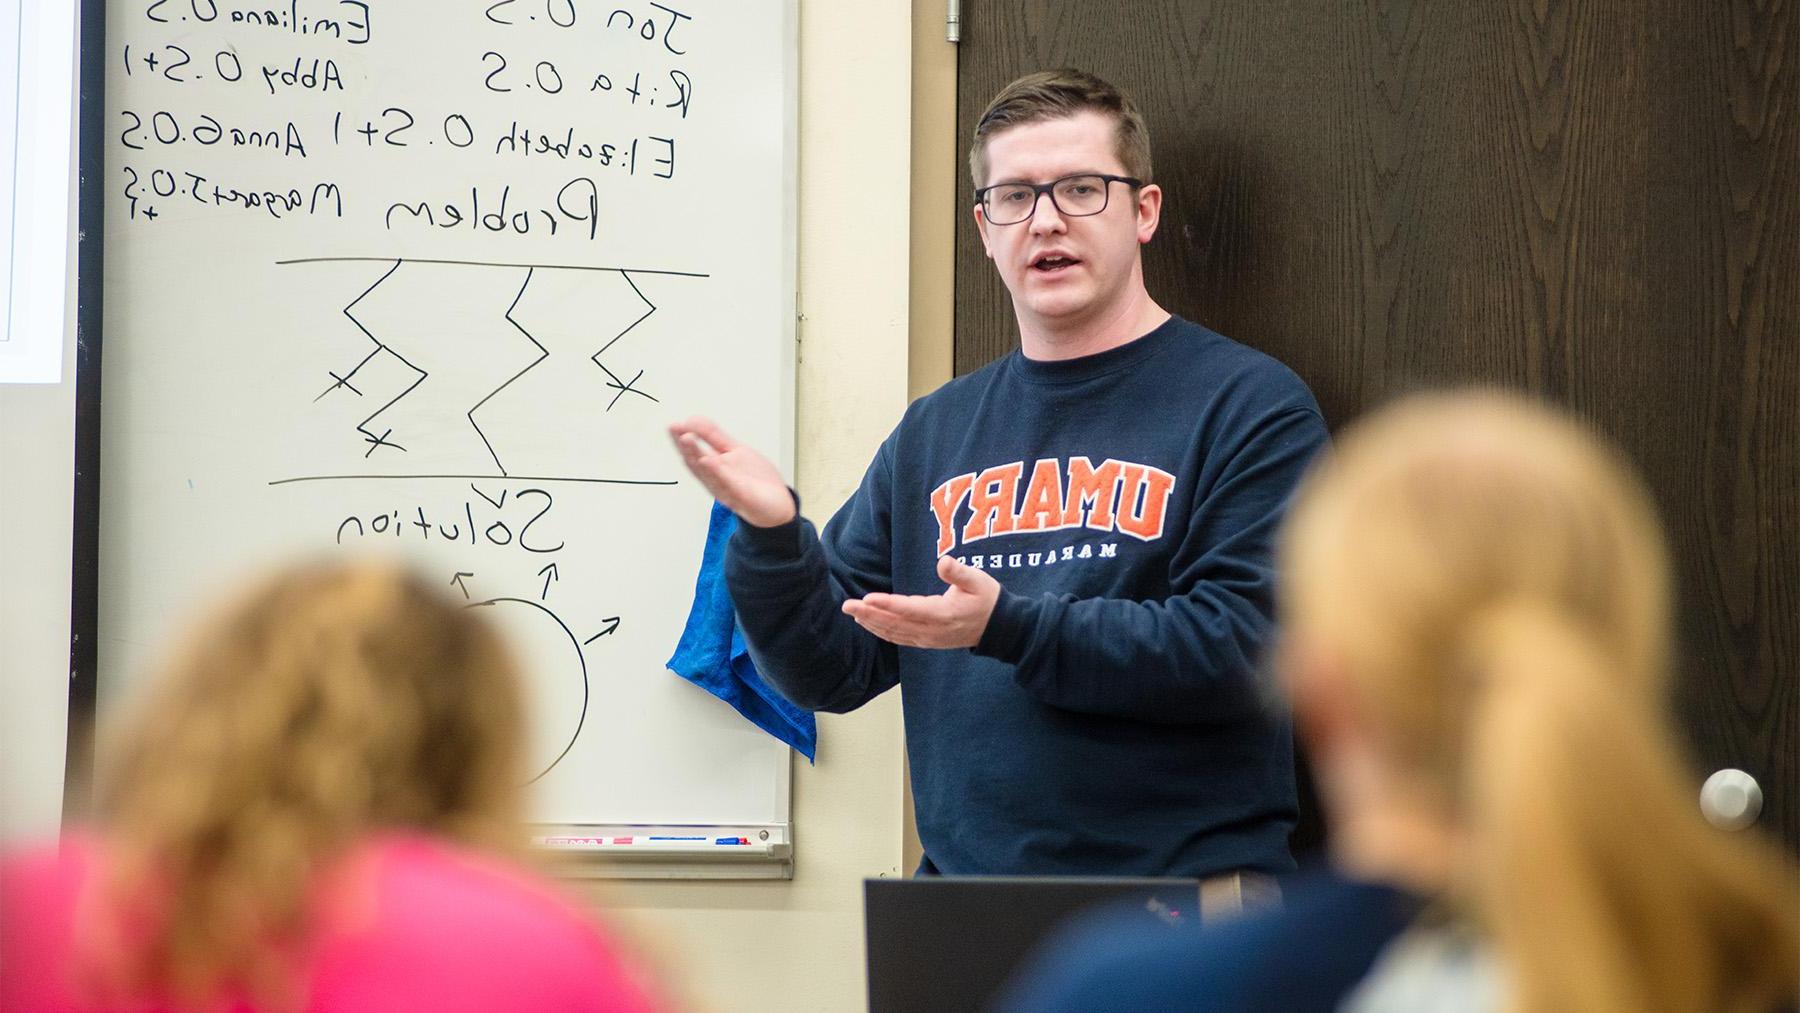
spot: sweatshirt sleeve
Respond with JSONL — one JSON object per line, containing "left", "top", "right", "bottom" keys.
{"left": 723, "top": 444, "right": 901, "bottom": 714}
{"left": 973, "top": 407, "right": 1328, "bottom": 724}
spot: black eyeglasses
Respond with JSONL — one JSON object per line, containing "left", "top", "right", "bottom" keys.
{"left": 974, "top": 173, "right": 1143, "bottom": 225}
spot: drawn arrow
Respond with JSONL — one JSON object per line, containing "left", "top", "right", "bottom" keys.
{"left": 584, "top": 617, "right": 622, "bottom": 644}
{"left": 450, "top": 572, "right": 474, "bottom": 599}
{"left": 538, "top": 562, "right": 559, "bottom": 601}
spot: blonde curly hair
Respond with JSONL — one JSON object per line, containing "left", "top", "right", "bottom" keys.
{"left": 88, "top": 560, "right": 526, "bottom": 1005}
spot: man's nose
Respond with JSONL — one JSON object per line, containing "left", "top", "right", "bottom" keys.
{"left": 1029, "top": 192, "right": 1066, "bottom": 233}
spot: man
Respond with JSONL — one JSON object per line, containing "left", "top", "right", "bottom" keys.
{"left": 670, "top": 70, "right": 1327, "bottom": 884}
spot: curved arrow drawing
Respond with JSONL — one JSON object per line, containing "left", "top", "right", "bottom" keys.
{"left": 468, "top": 596, "right": 589, "bottom": 785}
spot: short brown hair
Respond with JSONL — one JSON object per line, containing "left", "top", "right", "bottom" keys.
{"left": 969, "top": 68, "right": 1152, "bottom": 190}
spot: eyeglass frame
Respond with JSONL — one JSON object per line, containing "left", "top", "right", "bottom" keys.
{"left": 973, "top": 173, "right": 1146, "bottom": 226}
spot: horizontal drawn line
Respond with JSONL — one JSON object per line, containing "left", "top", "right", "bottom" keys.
{"left": 275, "top": 256, "right": 710, "bottom": 277}
{"left": 269, "top": 474, "right": 681, "bottom": 487}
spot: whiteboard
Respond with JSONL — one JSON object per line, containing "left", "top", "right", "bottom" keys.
{"left": 95, "top": 0, "right": 795, "bottom": 871}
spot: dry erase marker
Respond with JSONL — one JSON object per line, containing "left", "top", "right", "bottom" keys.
{"left": 537, "top": 835, "right": 757, "bottom": 847}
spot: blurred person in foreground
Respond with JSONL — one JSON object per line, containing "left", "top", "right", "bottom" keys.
{"left": 0, "top": 562, "right": 666, "bottom": 1013}
{"left": 1001, "top": 391, "right": 1799, "bottom": 1013}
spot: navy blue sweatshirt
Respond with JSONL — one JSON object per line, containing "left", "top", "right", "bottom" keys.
{"left": 727, "top": 316, "right": 1329, "bottom": 876}
{"left": 997, "top": 869, "right": 1420, "bottom": 1012}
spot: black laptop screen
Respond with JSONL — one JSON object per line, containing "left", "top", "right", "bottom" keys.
{"left": 864, "top": 876, "right": 1200, "bottom": 1013}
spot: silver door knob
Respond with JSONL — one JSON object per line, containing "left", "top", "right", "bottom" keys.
{"left": 1699, "top": 769, "right": 1762, "bottom": 831}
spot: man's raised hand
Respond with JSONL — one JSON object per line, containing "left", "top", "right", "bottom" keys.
{"left": 668, "top": 416, "right": 798, "bottom": 528}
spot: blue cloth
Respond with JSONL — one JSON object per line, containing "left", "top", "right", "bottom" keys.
{"left": 668, "top": 501, "right": 817, "bottom": 761}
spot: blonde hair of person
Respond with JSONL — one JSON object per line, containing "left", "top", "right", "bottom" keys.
{"left": 86, "top": 561, "right": 527, "bottom": 1006}
{"left": 1280, "top": 391, "right": 1799, "bottom": 1013}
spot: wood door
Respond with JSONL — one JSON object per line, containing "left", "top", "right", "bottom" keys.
{"left": 954, "top": 0, "right": 1799, "bottom": 856}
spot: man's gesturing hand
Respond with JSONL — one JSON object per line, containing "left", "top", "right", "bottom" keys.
{"left": 841, "top": 555, "right": 1002, "bottom": 649}
{"left": 668, "top": 416, "right": 798, "bottom": 528}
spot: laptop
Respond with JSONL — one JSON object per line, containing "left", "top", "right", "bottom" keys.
{"left": 865, "top": 876, "right": 1200, "bottom": 1013}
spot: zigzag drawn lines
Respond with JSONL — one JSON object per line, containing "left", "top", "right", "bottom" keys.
{"left": 592, "top": 271, "right": 659, "bottom": 412}
{"left": 468, "top": 268, "right": 550, "bottom": 476}
{"left": 310, "top": 259, "right": 685, "bottom": 470}
{"left": 315, "top": 259, "right": 427, "bottom": 457}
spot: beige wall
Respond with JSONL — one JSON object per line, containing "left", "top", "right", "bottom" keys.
{"left": 905, "top": 0, "right": 959, "bottom": 879}
{"left": 910, "top": 4, "right": 957, "bottom": 402}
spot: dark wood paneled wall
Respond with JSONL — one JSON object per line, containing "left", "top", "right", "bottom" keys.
{"left": 955, "top": 0, "right": 1799, "bottom": 853}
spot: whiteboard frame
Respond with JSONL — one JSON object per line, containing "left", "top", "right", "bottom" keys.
{"left": 67, "top": 0, "right": 801, "bottom": 880}
{"left": 65, "top": 0, "right": 104, "bottom": 822}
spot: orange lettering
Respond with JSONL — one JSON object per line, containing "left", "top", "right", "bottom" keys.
{"left": 929, "top": 473, "right": 975, "bottom": 555}
{"left": 1116, "top": 465, "right": 1177, "bottom": 541}
{"left": 1014, "top": 459, "right": 1065, "bottom": 532}
{"left": 1062, "top": 457, "right": 1122, "bottom": 531}
{"left": 962, "top": 462, "right": 1024, "bottom": 544}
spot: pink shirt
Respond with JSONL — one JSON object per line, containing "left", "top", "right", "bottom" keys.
{"left": 1, "top": 834, "right": 665, "bottom": 1013}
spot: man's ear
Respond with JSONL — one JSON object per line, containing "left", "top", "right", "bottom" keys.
{"left": 1135, "top": 183, "right": 1163, "bottom": 245}
{"left": 974, "top": 203, "right": 995, "bottom": 259}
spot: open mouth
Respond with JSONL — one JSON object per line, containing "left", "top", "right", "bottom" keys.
{"left": 1031, "top": 253, "right": 1080, "bottom": 274}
